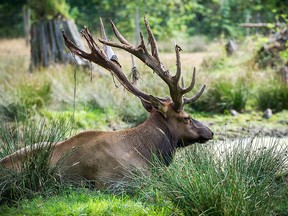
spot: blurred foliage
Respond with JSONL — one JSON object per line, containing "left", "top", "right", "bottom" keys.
{"left": 0, "top": 81, "right": 52, "bottom": 122}
{"left": 279, "top": 41, "right": 288, "bottom": 62}
{"left": 256, "top": 80, "right": 288, "bottom": 112}
{"left": 0, "top": 0, "right": 288, "bottom": 39}
{"left": 192, "top": 80, "right": 249, "bottom": 113}
{"left": 18, "top": 81, "right": 52, "bottom": 111}
{"left": 0, "top": 0, "right": 26, "bottom": 37}
{"left": 28, "top": 0, "right": 70, "bottom": 20}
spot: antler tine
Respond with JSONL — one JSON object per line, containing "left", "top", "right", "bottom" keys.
{"left": 100, "top": 18, "right": 120, "bottom": 67}
{"left": 98, "top": 21, "right": 135, "bottom": 54}
{"left": 144, "top": 15, "right": 160, "bottom": 64}
{"left": 81, "top": 26, "right": 101, "bottom": 53}
{"left": 62, "top": 30, "right": 90, "bottom": 59}
{"left": 183, "top": 85, "right": 206, "bottom": 104}
{"left": 174, "top": 44, "right": 182, "bottom": 83}
{"left": 182, "top": 67, "right": 196, "bottom": 94}
{"left": 110, "top": 20, "right": 130, "bottom": 45}
{"left": 63, "top": 28, "right": 109, "bottom": 69}
{"left": 181, "top": 68, "right": 206, "bottom": 105}
{"left": 139, "top": 32, "right": 149, "bottom": 53}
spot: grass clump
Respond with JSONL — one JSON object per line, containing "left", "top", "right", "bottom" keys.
{"left": 0, "top": 101, "right": 27, "bottom": 122}
{"left": 0, "top": 118, "right": 71, "bottom": 204}
{"left": 193, "top": 79, "right": 248, "bottom": 113}
{"left": 18, "top": 81, "right": 52, "bottom": 111}
{"left": 255, "top": 80, "right": 288, "bottom": 112}
{"left": 134, "top": 138, "right": 288, "bottom": 215}
{"left": 0, "top": 81, "right": 52, "bottom": 122}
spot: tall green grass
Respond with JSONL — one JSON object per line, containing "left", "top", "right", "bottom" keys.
{"left": 192, "top": 79, "right": 248, "bottom": 113}
{"left": 0, "top": 118, "right": 72, "bottom": 204}
{"left": 18, "top": 81, "right": 52, "bottom": 110}
{"left": 0, "top": 81, "right": 52, "bottom": 122}
{"left": 131, "top": 138, "right": 288, "bottom": 215}
{"left": 256, "top": 80, "right": 288, "bottom": 112}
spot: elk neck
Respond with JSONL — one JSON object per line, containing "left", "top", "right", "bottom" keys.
{"left": 129, "top": 110, "right": 178, "bottom": 166}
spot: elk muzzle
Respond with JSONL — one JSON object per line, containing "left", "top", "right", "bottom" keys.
{"left": 193, "top": 119, "right": 214, "bottom": 143}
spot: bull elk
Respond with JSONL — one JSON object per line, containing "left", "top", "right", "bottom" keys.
{"left": 0, "top": 16, "right": 213, "bottom": 188}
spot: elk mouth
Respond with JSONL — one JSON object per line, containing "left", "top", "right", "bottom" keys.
{"left": 177, "top": 134, "right": 213, "bottom": 147}
{"left": 197, "top": 137, "right": 212, "bottom": 143}
{"left": 198, "top": 131, "right": 214, "bottom": 143}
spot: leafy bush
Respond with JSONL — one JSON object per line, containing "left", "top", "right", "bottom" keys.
{"left": 201, "top": 56, "right": 228, "bottom": 71}
{"left": 192, "top": 80, "right": 248, "bottom": 113}
{"left": 256, "top": 80, "right": 288, "bottom": 112}
{"left": 133, "top": 138, "right": 288, "bottom": 215}
{"left": 254, "top": 47, "right": 283, "bottom": 68}
{"left": 28, "top": 0, "right": 70, "bottom": 20}
{"left": 0, "top": 102, "right": 27, "bottom": 122}
{"left": 0, "top": 82, "right": 52, "bottom": 122}
{"left": 18, "top": 81, "right": 52, "bottom": 110}
{"left": 279, "top": 41, "right": 288, "bottom": 61}
{"left": 0, "top": 118, "right": 71, "bottom": 204}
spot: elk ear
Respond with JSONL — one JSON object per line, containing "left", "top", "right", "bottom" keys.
{"left": 139, "top": 97, "right": 153, "bottom": 112}
{"left": 149, "top": 95, "right": 168, "bottom": 116}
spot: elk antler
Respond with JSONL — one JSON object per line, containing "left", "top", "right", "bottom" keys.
{"left": 62, "top": 24, "right": 150, "bottom": 104}
{"left": 62, "top": 16, "right": 205, "bottom": 112}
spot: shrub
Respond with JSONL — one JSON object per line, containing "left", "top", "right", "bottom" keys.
{"left": 0, "top": 102, "right": 27, "bottom": 122}
{"left": 256, "top": 80, "right": 288, "bottom": 112}
{"left": 0, "top": 82, "right": 52, "bottom": 122}
{"left": 254, "top": 47, "right": 284, "bottom": 68}
{"left": 0, "top": 118, "right": 71, "bottom": 204}
{"left": 192, "top": 79, "right": 248, "bottom": 113}
{"left": 201, "top": 56, "right": 227, "bottom": 71}
{"left": 18, "top": 81, "right": 52, "bottom": 110}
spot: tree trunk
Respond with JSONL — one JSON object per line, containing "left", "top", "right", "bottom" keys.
{"left": 30, "top": 19, "right": 86, "bottom": 71}
{"left": 23, "top": 6, "right": 31, "bottom": 46}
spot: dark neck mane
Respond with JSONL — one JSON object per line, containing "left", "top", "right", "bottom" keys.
{"left": 131, "top": 110, "right": 177, "bottom": 166}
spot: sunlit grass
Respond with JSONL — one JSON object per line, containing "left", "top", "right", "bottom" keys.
{"left": 0, "top": 188, "right": 172, "bottom": 216}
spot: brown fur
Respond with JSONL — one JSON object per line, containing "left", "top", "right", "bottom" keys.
{"left": 0, "top": 106, "right": 213, "bottom": 188}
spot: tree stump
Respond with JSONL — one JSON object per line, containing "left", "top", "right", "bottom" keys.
{"left": 30, "top": 19, "right": 86, "bottom": 71}
{"left": 278, "top": 65, "right": 288, "bottom": 84}
{"left": 225, "top": 39, "right": 237, "bottom": 56}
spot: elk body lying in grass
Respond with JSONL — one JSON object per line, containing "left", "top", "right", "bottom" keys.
{"left": 0, "top": 17, "right": 213, "bottom": 188}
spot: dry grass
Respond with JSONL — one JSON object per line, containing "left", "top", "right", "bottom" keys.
{"left": 0, "top": 37, "right": 212, "bottom": 73}
{"left": 0, "top": 38, "right": 29, "bottom": 57}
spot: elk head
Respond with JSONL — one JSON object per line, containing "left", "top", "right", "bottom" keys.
{"left": 62, "top": 16, "right": 213, "bottom": 146}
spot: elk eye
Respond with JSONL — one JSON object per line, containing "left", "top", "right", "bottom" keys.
{"left": 183, "top": 117, "right": 191, "bottom": 124}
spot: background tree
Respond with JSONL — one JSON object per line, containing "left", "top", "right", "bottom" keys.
{"left": 28, "top": 0, "right": 85, "bottom": 70}
{"left": 0, "top": 0, "right": 27, "bottom": 38}
{"left": 0, "top": 0, "right": 287, "bottom": 40}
